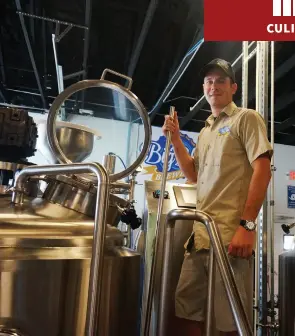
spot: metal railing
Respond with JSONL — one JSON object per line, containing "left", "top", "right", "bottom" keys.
{"left": 157, "top": 208, "right": 253, "bottom": 336}
{"left": 11, "top": 162, "right": 109, "bottom": 336}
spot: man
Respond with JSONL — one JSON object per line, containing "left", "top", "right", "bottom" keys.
{"left": 162, "top": 58, "right": 273, "bottom": 336}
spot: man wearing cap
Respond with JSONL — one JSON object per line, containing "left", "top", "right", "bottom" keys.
{"left": 162, "top": 58, "right": 273, "bottom": 335}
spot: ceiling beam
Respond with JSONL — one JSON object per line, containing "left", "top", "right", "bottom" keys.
{"left": 275, "top": 115, "right": 295, "bottom": 133}
{"left": 0, "top": 41, "right": 6, "bottom": 85}
{"left": 0, "top": 81, "right": 6, "bottom": 102}
{"left": 80, "top": 0, "right": 93, "bottom": 109}
{"left": 149, "top": 32, "right": 204, "bottom": 123}
{"left": 15, "top": 0, "right": 46, "bottom": 109}
{"left": 274, "top": 91, "right": 295, "bottom": 113}
{"left": 82, "top": 0, "right": 92, "bottom": 81}
{"left": 127, "top": 0, "right": 158, "bottom": 78}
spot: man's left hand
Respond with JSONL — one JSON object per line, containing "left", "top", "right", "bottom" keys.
{"left": 228, "top": 226, "right": 255, "bottom": 259}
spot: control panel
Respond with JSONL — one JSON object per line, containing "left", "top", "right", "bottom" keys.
{"left": 153, "top": 189, "right": 170, "bottom": 199}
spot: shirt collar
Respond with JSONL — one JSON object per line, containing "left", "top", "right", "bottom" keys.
{"left": 205, "top": 101, "right": 237, "bottom": 126}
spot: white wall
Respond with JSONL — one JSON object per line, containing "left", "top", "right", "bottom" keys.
{"left": 271, "top": 143, "right": 295, "bottom": 294}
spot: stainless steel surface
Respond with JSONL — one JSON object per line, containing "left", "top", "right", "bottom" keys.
{"left": 103, "top": 154, "right": 116, "bottom": 174}
{"left": 143, "top": 106, "right": 175, "bottom": 336}
{"left": 256, "top": 42, "right": 270, "bottom": 336}
{"left": 46, "top": 72, "right": 151, "bottom": 181}
{"left": 0, "top": 248, "right": 140, "bottom": 336}
{"left": 141, "top": 180, "right": 196, "bottom": 336}
{"left": 0, "top": 194, "right": 140, "bottom": 336}
{"left": 36, "top": 120, "right": 100, "bottom": 164}
{"left": 205, "top": 246, "right": 216, "bottom": 336}
{"left": 270, "top": 41, "right": 275, "bottom": 329}
{"left": 11, "top": 162, "right": 109, "bottom": 336}
{"left": 43, "top": 177, "right": 97, "bottom": 217}
{"left": 44, "top": 176, "right": 129, "bottom": 223}
{"left": 0, "top": 161, "right": 28, "bottom": 172}
{"left": 158, "top": 209, "right": 253, "bottom": 336}
{"left": 107, "top": 194, "right": 129, "bottom": 227}
{"left": 279, "top": 251, "right": 295, "bottom": 336}
{"left": 101, "top": 68, "right": 133, "bottom": 90}
{"left": 110, "top": 181, "right": 131, "bottom": 190}
{"left": 242, "top": 41, "right": 249, "bottom": 108}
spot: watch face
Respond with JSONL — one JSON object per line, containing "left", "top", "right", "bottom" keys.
{"left": 247, "top": 221, "right": 256, "bottom": 230}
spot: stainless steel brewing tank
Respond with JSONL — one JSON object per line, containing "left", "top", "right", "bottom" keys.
{"left": 279, "top": 250, "right": 295, "bottom": 336}
{"left": 0, "top": 196, "right": 141, "bottom": 336}
{"left": 141, "top": 180, "right": 196, "bottom": 335}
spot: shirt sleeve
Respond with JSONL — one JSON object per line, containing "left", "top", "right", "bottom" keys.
{"left": 238, "top": 109, "right": 273, "bottom": 164}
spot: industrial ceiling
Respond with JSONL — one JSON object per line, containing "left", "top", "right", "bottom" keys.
{"left": 1, "top": 0, "right": 295, "bottom": 145}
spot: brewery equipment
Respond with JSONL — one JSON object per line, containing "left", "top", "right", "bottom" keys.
{"left": 141, "top": 180, "right": 197, "bottom": 335}
{"left": 0, "top": 69, "right": 151, "bottom": 336}
{"left": 36, "top": 119, "right": 102, "bottom": 164}
{"left": 279, "top": 250, "right": 295, "bottom": 335}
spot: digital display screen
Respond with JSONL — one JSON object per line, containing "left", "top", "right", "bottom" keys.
{"left": 181, "top": 188, "right": 197, "bottom": 204}
{"left": 283, "top": 234, "right": 295, "bottom": 250}
{"left": 173, "top": 185, "right": 197, "bottom": 208}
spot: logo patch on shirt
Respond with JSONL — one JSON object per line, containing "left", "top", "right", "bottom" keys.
{"left": 218, "top": 126, "right": 231, "bottom": 136}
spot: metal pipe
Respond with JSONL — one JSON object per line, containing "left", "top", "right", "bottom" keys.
{"left": 51, "top": 34, "right": 65, "bottom": 119}
{"left": 254, "top": 44, "right": 261, "bottom": 336}
{"left": 158, "top": 209, "right": 253, "bottom": 336}
{"left": 55, "top": 25, "right": 72, "bottom": 42}
{"left": 261, "top": 44, "right": 270, "bottom": 335}
{"left": 0, "top": 41, "right": 6, "bottom": 85}
{"left": 15, "top": 0, "right": 46, "bottom": 109}
{"left": 143, "top": 106, "right": 175, "bottom": 336}
{"left": 149, "top": 39, "right": 204, "bottom": 123}
{"left": 242, "top": 41, "right": 249, "bottom": 108}
{"left": 205, "top": 246, "right": 216, "bottom": 336}
{"left": 127, "top": 0, "right": 158, "bottom": 78}
{"left": 110, "top": 181, "right": 131, "bottom": 190}
{"left": 11, "top": 162, "right": 109, "bottom": 336}
{"left": 270, "top": 41, "right": 275, "bottom": 329}
{"left": 15, "top": 11, "right": 88, "bottom": 29}
{"left": 254, "top": 42, "right": 261, "bottom": 336}
{"left": 0, "top": 219, "right": 94, "bottom": 237}
{"left": 80, "top": 0, "right": 93, "bottom": 109}
{"left": 64, "top": 70, "right": 86, "bottom": 80}
{"left": 103, "top": 154, "right": 117, "bottom": 174}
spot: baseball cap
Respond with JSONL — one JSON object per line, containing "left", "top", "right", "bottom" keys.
{"left": 200, "top": 58, "right": 236, "bottom": 83}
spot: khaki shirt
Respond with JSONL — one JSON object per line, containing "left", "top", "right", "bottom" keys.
{"left": 191, "top": 101, "right": 273, "bottom": 250}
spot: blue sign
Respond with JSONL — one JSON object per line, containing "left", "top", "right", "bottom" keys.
{"left": 141, "top": 132, "right": 196, "bottom": 173}
{"left": 288, "top": 185, "right": 295, "bottom": 208}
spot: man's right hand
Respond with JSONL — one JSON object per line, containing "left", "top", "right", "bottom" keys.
{"left": 162, "top": 111, "right": 180, "bottom": 144}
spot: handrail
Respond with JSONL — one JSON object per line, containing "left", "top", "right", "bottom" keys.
{"left": 11, "top": 162, "right": 109, "bottom": 336}
{"left": 158, "top": 208, "right": 253, "bottom": 336}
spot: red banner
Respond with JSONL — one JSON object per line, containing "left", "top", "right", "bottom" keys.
{"left": 204, "top": 0, "right": 295, "bottom": 41}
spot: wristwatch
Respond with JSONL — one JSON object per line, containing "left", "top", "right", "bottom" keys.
{"left": 240, "top": 219, "right": 257, "bottom": 231}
